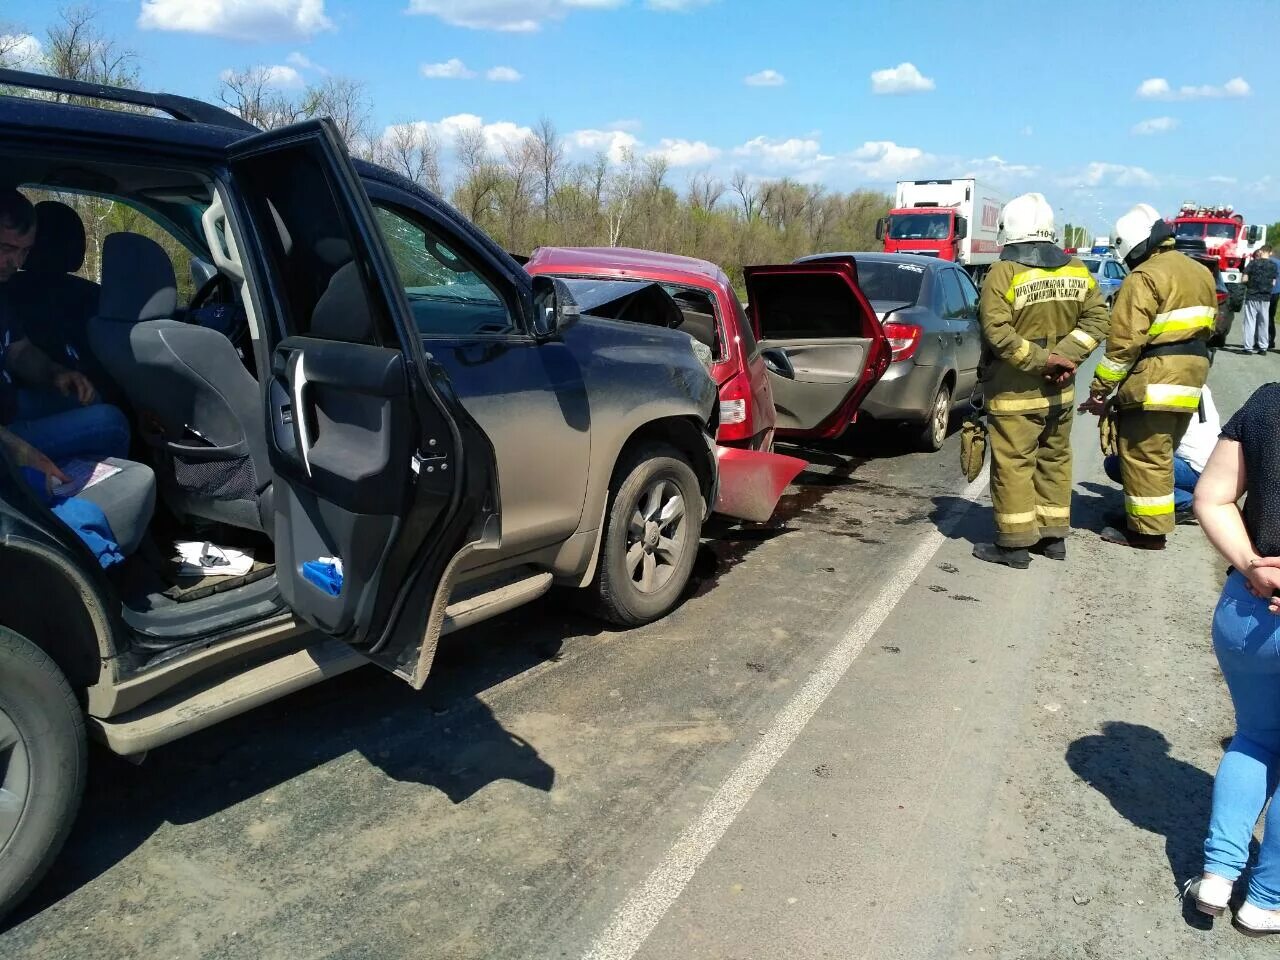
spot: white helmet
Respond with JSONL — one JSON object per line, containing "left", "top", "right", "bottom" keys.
{"left": 997, "top": 192, "right": 1056, "bottom": 245}
{"left": 1114, "top": 203, "right": 1173, "bottom": 266}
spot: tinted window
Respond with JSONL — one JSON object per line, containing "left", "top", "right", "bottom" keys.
{"left": 233, "top": 142, "right": 389, "bottom": 344}
{"left": 855, "top": 260, "right": 924, "bottom": 303}
{"left": 939, "top": 271, "right": 968, "bottom": 319}
{"left": 954, "top": 269, "right": 980, "bottom": 318}
{"left": 1081, "top": 258, "right": 1101, "bottom": 274}
{"left": 373, "top": 205, "right": 512, "bottom": 337}
{"left": 753, "top": 273, "right": 864, "bottom": 339}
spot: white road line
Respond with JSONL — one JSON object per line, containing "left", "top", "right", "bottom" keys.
{"left": 581, "top": 469, "right": 991, "bottom": 960}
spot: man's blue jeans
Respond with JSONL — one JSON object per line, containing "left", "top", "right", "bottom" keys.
{"left": 7, "top": 389, "right": 130, "bottom": 463}
{"left": 1103, "top": 453, "right": 1198, "bottom": 511}
{"left": 1204, "top": 572, "right": 1280, "bottom": 908}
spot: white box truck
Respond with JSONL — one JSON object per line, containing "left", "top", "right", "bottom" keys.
{"left": 876, "top": 179, "right": 1005, "bottom": 279}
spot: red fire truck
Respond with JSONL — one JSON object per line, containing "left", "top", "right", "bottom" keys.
{"left": 1172, "top": 202, "right": 1268, "bottom": 296}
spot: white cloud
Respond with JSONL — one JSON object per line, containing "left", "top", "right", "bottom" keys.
{"left": 0, "top": 33, "right": 43, "bottom": 69}
{"left": 1136, "top": 76, "right": 1250, "bottom": 100}
{"left": 645, "top": 0, "right": 714, "bottom": 8}
{"left": 421, "top": 58, "right": 476, "bottom": 79}
{"left": 650, "top": 138, "right": 721, "bottom": 167}
{"left": 567, "top": 128, "right": 640, "bottom": 164}
{"left": 219, "top": 64, "right": 304, "bottom": 88}
{"left": 962, "top": 155, "right": 1038, "bottom": 181}
{"left": 608, "top": 118, "right": 643, "bottom": 132}
{"left": 870, "top": 62, "right": 934, "bottom": 95}
{"left": 744, "top": 69, "right": 785, "bottom": 87}
{"left": 1132, "top": 116, "right": 1179, "bottom": 136}
{"left": 393, "top": 114, "right": 533, "bottom": 155}
{"left": 139, "top": 0, "right": 333, "bottom": 41}
{"left": 849, "top": 140, "right": 932, "bottom": 180}
{"left": 285, "top": 51, "right": 326, "bottom": 72}
{"left": 405, "top": 0, "right": 623, "bottom": 32}
{"left": 733, "top": 135, "right": 827, "bottom": 170}
{"left": 486, "top": 65, "right": 523, "bottom": 82}
{"left": 1077, "top": 162, "right": 1157, "bottom": 188}
{"left": 1207, "top": 175, "right": 1238, "bottom": 185}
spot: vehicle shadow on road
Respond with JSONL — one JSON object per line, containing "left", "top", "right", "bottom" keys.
{"left": 5, "top": 598, "right": 600, "bottom": 931}
{"left": 1066, "top": 721, "right": 1217, "bottom": 928}
{"left": 927, "top": 495, "right": 988, "bottom": 546}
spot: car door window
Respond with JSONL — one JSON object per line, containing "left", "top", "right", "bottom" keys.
{"left": 373, "top": 205, "right": 514, "bottom": 338}
{"left": 939, "top": 270, "right": 968, "bottom": 320}
{"left": 954, "top": 269, "right": 980, "bottom": 319}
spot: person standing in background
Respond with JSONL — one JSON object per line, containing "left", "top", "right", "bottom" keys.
{"left": 1242, "top": 246, "right": 1276, "bottom": 355}
{"left": 1268, "top": 251, "right": 1279, "bottom": 352}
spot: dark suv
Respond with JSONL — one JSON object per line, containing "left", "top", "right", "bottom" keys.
{"left": 0, "top": 70, "right": 725, "bottom": 916}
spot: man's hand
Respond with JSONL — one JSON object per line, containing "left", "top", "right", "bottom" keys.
{"left": 0, "top": 429, "right": 69, "bottom": 493}
{"left": 1078, "top": 394, "right": 1108, "bottom": 416}
{"left": 54, "top": 370, "right": 96, "bottom": 405}
{"left": 1043, "top": 353, "right": 1077, "bottom": 382}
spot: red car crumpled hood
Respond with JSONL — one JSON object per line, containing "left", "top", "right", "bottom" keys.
{"left": 713, "top": 446, "right": 807, "bottom": 523}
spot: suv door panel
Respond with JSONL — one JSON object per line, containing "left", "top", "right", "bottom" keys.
{"left": 745, "top": 258, "right": 890, "bottom": 439}
{"left": 227, "top": 119, "right": 499, "bottom": 685}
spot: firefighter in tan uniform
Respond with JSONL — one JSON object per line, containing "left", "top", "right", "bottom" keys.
{"left": 1081, "top": 203, "right": 1216, "bottom": 549}
{"left": 973, "top": 193, "right": 1111, "bottom": 568}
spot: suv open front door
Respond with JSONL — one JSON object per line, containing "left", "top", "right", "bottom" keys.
{"left": 226, "top": 119, "right": 499, "bottom": 688}
{"left": 744, "top": 257, "right": 890, "bottom": 440}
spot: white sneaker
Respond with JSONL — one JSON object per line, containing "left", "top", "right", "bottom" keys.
{"left": 1235, "top": 901, "right": 1280, "bottom": 936}
{"left": 1183, "top": 874, "right": 1232, "bottom": 917}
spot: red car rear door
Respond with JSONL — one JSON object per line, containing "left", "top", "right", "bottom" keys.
{"left": 743, "top": 257, "right": 890, "bottom": 440}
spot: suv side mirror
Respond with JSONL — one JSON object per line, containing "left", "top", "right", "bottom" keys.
{"left": 954, "top": 216, "right": 968, "bottom": 240}
{"left": 875, "top": 217, "right": 888, "bottom": 241}
{"left": 530, "top": 275, "right": 580, "bottom": 340}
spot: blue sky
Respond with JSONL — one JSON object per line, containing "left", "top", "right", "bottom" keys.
{"left": 7, "top": 0, "right": 1279, "bottom": 231}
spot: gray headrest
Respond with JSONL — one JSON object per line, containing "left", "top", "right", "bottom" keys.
{"left": 311, "top": 262, "right": 374, "bottom": 341}
{"left": 99, "top": 232, "right": 177, "bottom": 323}
{"left": 25, "top": 201, "right": 86, "bottom": 275}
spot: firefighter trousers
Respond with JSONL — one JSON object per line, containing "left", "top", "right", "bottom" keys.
{"left": 988, "top": 405, "right": 1074, "bottom": 548}
{"left": 1116, "top": 409, "right": 1192, "bottom": 536}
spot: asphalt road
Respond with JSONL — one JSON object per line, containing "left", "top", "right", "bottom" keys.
{"left": 5, "top": 337, "right": 1280, "bottom": 960}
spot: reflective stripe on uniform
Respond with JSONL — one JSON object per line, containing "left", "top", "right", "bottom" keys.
{"left": 1004, "top": 265, "right": 1095, "bottom": 309}
{"left": 1035, "top": 504, "right": 1071, "bottom": 520}
{"left": 1011, "top": 339, "right": 1034, "bottom": 364}
{"left": 996, "top": 510, "right": 1037, "bottom": 526}
{"left": 1096, "top": 356, "right": 1131, "bottom": 383}
{"left": 1069, "top": 328, "right": 1098, "bottom": 351}
{"left": 986, "top": 387, "right": 1076, "bottom": 414}
{"left": 1125, "top": 493, "right": 1175, "bottom": 516}
{"left": 1148, "top": 305, "right": 1216, "bottom": 337}
{"left": 1144, "top": 383, "right": 1202, "bottom": 409}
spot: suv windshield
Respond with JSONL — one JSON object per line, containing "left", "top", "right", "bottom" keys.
{"left": 856, "top": 260, "right": 925, "bottom": 303}
{"left": 889, "top": 212, "right": 952, "bottom": 240}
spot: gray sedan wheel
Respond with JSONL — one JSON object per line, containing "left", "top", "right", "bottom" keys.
{"left": 919, "top": 381, "right": 952, "bottom": 452}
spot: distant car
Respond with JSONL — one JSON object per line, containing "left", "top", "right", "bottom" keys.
{"left": 795, "top": 252, "right": 981, "bottom": 451}
{"left": 1077, "top": 254, "right": 1127, "bottom": 307}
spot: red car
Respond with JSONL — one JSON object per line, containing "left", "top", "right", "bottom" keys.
{"left": 526, "top": 247, "right": 891, "bottom": 519}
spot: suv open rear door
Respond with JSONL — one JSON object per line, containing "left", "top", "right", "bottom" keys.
{"left": 225, "top": 119, "right": 499, "bottom": 688}
{"left": 744, "top": 257, "right": 890, "bottom": 440}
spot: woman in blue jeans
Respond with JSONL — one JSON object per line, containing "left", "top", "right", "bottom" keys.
{"left": 1188, "top": 382, "right": 1280, "bottom": 935}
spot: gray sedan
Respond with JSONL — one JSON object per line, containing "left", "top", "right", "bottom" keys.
{"left": 796, "top": 252, "right": 981, "bottom": 450}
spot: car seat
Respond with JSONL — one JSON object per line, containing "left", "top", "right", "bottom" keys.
{"left": 88, "top": 232, "right": 273, "bottom": 535}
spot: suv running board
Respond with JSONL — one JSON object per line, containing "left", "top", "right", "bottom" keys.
{"left": 91, "top": 571, "right": 556, "bottom": 756}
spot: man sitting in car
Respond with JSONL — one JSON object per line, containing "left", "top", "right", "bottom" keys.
{"left": 0, "top": 188, "right": 130, "bottom": 487}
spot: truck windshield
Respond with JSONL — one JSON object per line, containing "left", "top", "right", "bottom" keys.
{"left": 1206, "top": 223, "right": 1237, "bottom": 239}
{"left": 1175, "top": 222, "right": 1206, "bottom": 239}
{"left": 889, "top": 212, "right": 952, "bottom": 240}
{"left": 856, "top": 260, "right": 925, "bottom": 303}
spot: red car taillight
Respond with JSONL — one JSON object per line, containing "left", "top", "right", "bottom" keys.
{"left": 882, "top": 321, "right": 923, "bottom": 362}
{"left": 1217, "top": 290, "right": 1227, "bottom": 304}
{"left": 716, "top": 368, "right": 755, "bottom": 444}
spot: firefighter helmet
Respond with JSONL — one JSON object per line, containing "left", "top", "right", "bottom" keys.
{"left": 997, "top": 193, "right": 1057, "bottom": 245}
{"left": 1114, "top": 204, "right": 1174, "bottom": 267}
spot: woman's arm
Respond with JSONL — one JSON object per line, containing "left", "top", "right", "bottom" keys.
{"left": 1195, "top": 437, "right": 1280, "bottom": 610}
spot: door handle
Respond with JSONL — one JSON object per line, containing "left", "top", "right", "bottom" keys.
{"left": 292, "top": 352, "right": 313, "bottom": 476}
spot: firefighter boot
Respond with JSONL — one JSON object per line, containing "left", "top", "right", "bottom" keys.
{"left": 1031, "top": 537, "right": 1067, "bottom": 560}
{"left": 1099, "top": 525, "right": 1167, "bottom": 550}
{"left": 972, "top": 543, "right": 1031, "bottom": 569}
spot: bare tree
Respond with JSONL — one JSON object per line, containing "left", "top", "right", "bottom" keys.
{"left": 731, "top": 170, "right": 760, "bottom": 221}
{"left": 531, "top": 117, "right": 563, "bottom": 223}
{"left": 301, "top": 76, "right": 376, "bottom": 157}
{"left": 217, "top": 67, "right": 305, "bottom": 130}
{"left": 452, "top": 127, "right": 504, "bottom": 228}
{"left": 687, "top": 172, "right": 725, "bottom": 212}
{"left": 44, "top": 5, "right": 138, "bottom": 89}
{"left": 378, "top": 122, "right": 443, "bottom": 194}
{"left": 607, "top": 148, "right": 641, "bottom": 247}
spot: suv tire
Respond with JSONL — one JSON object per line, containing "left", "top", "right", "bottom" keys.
{"left": 595, "top": 444, "right": 703, "bottom": 627}
{"left": 0, "top": 627, "right": 87, "bottom": 921}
